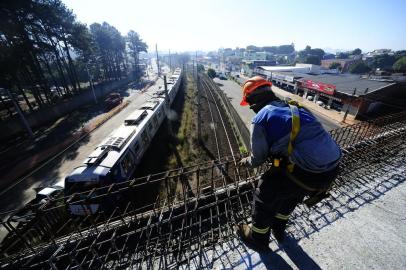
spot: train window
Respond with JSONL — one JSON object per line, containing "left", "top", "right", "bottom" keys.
{"left": 157, "top": 109, "right": 161, "bottom": 119}
{"left": 141, "top": 130, "right": 149, "bottom": 145}
{"left": 132, "top": 142, "right": 140, "bottom": 154}
{"left": 148, "top": 122, "right": 154, "bottom": 131}
{"left": 153, "top": 115, "right": 158, "bottom": 126}
{"left": 111, "top": 166, "right": 121, "bottom": 180}
{"left": 121, "top": 151, "right": 135, "bottom": 178}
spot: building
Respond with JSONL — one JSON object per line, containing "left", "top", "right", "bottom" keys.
{"left": 321, "top": 58, "right": 360, "bottom": 72}
{"left": 263, "top": 70, "right": 405, "bottom": 119}
{"left": 255, "top": 63, "right": 339, "bottom": 77}
{"left": 323, "top": 53, "right": 336, "bottom": 60}
{"left": 256, "top": 63, "right": 319, "bottom": 75}
{"left": 364, "top": 49, "right": 393, "bottom": 58}
{"left": 241, "top": 60, "right": 276, "bottom": 76}
{"left": 243, "top": 50, "right": 268, "bottom": 61}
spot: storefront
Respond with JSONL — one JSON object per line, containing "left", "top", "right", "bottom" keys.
{"left": 297, "top": 79, "right": 344, "bottom": 110}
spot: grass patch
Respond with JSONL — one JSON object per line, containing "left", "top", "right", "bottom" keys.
{"left": 239, "top": 145, "right": 248, "bottom": 155}
{"left": 166, "top": 74, "right": 203, "bottom": 168}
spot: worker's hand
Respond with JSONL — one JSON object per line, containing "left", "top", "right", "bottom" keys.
{"left": 239, "top": 157, "right": 251, "bottom": 167}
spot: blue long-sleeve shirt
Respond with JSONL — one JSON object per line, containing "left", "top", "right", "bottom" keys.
{"left": 248, "top": 101, "right": 341, "bottom": 173}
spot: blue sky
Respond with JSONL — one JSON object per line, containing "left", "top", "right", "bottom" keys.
{"left": 62, "top": 0, "right": 406, "bottom": 53}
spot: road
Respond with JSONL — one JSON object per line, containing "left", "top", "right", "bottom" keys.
{"left": 0, "top": 62, "right": 169, "bottom": 214}
{"left": 213, "top": 78, "right": 341, "bottom": 131}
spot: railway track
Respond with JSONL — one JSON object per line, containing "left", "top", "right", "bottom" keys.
{"left": 196, "top": 72, "right": 243, "bottom": 236}
{"left": 197, "top": 73, "right": 240, "bottom": 161}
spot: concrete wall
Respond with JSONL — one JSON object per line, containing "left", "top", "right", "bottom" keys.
{"left": 0, "top": 77, "right": 132, "bottom": 141}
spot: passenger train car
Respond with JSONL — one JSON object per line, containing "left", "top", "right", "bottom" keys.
{"left": 65, "top": 68, "right": 182, "bottom": 215}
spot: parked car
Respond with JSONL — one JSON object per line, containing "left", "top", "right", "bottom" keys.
{"left": 0, "top": 87, "right": 23, "bottom": 103}
{"left": 50, "top": 86, "right": 63, "bottom": 95}
{"left": 316, "top": 100, "right": 324, "bottom": 106}
{"left": 0, "top": 97, "right": 13, "bottom": 110}
{"left": 217, "top": 73, "right": 227, "bottom": 80}
{"left": 153, "top": 90, "right": 166, "bottom": 97}
{"left": 8, "top": 185, "right": 63, "bottom": 224}
{"left": 104, "top": 92, "right": 123, "bottom": 110}
{"left": 50, "top": 86, "right": 64, "bottom": 101}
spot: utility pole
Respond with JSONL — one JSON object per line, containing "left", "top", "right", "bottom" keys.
{"left": 169, "top": 49, "right": 171, "bottom": 72}
{"left": 342, "top": 88, "right": 356, "bottom": 123}
{"left": 155, "top": 44, "right": 160, "bottom": 77}
{"left": 163, "top": 75, "right": 170, "bottom": 104}
{"left": 6, "top": 88, "right": 34, "bottom": 139}
{"left": 192, "top": 58, "right": 195, "bottom": 80}
{"left": 195, "top": 51, "right": 198, "bottom": 78}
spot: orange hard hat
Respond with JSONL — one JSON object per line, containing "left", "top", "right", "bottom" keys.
{"left": 240, "top": 76, "right": 272, "bottom": 106}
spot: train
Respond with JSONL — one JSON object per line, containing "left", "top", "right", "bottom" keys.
{"left": 64, "top": 68, "right": 182, "bottom": 215}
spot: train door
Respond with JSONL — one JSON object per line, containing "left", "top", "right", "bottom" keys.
{"left": 131, "top": 141, "right": 141, "bottom": 162}
{"left": 157, "top": 109, "right": 163, "bottom": 123}
{"left": 120, "top": 150, "right": 136, "bottom": 180}
{"left": 109, "top": 151, "right": 136, "bottom": 182}
{"left": 147, "top": 121, "right": 155, "bottom": 138}
{"left": 152, "top": 114, "right": 159, "bottom": 129}
{"left": 140, "top": 129, "right": 149, "bottom": 146}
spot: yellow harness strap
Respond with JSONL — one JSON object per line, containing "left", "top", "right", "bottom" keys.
{"left": 287, "top": 103, "right": 300, "bottom": 173}
{"left": 285, "top": 102, "right": 324, "bottom": 192}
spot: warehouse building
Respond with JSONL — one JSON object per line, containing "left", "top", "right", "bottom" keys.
{"left": 255, "top": 66, "right": 405, "bottom": 119}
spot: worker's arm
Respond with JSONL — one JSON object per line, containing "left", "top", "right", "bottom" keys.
{"left": 245, "top": 123, "right": 269, "bottom": 167}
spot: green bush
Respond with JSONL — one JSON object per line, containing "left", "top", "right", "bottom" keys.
{"left": 207, "top": 68, "right": 216, "bottom": 78}
{"left": 393, "top": 56, "right": 406, "bottom": 72}
{"left": 349, "top": 62, "right": 371, "bottom": 74}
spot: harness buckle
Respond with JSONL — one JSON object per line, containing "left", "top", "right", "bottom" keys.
{"left": 273, "top": 158, "right": 280, "bottom": 168}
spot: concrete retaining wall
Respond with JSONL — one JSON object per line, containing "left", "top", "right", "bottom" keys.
{"left": 0, "top": 78, "right": 132, "bottom": 141}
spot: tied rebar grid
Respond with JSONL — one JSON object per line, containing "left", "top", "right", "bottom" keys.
{"left": 0, "top": 112, "right": 405, "bottom": 269}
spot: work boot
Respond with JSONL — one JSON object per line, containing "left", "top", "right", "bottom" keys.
{"left": 235, "top": 223, "right": 270, "bottom": 252}
{"left": 271, "top": 227, "right": 286, "bottom": 243}
{"left": 271, "top": 219, "right": 287, "bottom": 244}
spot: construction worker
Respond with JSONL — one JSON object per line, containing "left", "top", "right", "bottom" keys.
{"left": 236, "top": 76, "right": 341, "bottom": 251}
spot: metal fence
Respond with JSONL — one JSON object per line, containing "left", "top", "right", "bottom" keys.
{"left": 329, "top": 110, "right": 406, "bottom": 148}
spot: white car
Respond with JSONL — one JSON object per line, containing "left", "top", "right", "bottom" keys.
{"left": 9, "top": 185, "right": 63, "bottom": 224}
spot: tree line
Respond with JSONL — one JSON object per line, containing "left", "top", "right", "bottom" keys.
{"left": 0, "top": 0, "right": 147, "bottom": 117}
{"left": 296, "top": 45, "right": 406, "bottom": 74}
{"left": 246, "top": 44, "right": 295, "bottom": 55}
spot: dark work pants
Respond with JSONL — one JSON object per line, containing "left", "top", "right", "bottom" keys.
{"left": 252, "top": 165, "right": 339, "bottom": 231}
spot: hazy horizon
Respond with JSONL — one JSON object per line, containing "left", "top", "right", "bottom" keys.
{"left": 62, "top": 0, "right": 406, "bottom": 53}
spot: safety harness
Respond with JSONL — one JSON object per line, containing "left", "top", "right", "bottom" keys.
{"left": 286, "top": 102, "right": 301, "bottom": 173}
{"left": 272, "top": 100, "right": 301, "bottom": 174}
{"left": 252, "top": 101, "right": 329, "bottom": 234}
{"left": 273, "top": 100, "right": 332, "bottom": 207}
